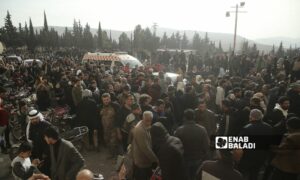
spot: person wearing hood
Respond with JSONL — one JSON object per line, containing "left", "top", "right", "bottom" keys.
{"left": 76, "top": 89, "right": 100, "bottom": 151}
{"left": 268, "top": 96, "right": 289, "bottom": 127}
{"left": 150, "top": 122, "right": 186, "bottom": 180}
{"left": 26, "top": 109, "right": 51, "bottom": 176}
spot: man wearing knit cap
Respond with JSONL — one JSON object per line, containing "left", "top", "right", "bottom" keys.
{"left": 26, "top": 109, "right": 51, "bottom": 176}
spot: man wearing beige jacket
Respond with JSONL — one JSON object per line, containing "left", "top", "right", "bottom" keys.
{"left": 132, "top": 111, "right": 158, "bottom": 180}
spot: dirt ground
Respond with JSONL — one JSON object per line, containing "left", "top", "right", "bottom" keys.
{"left": 81, "top": 147, "right": 119, "bottom": 180}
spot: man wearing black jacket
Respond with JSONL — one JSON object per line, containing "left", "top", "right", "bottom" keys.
{"left": 175, "top": 109, "right": 210, "bottom": 180}
{"left": 238, "top": 109, "right": 273, "bottom": 180}
{"left": 76, "top": 89, "right": 100, "bottom": 150}
{"left": 151, "top": 122, "right": 186, "bottom": 180}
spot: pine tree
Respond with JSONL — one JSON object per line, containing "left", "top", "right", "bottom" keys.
{"left": 192, "top": 32, "right": 201, "bottom": 50}
{"left": 251, "top": 43, "right": 258, "bottom": 57}
{"left": 3, "top": 11, "right": 18, "bottom": 48}
{"left": 97, "top": 22, "right": 103, "bottom": 50}
{"left": 28, "top": 18, "right": 36, "bottom": 52}
{"left": 18, "top": 23, "right": 25, "bottom": 46}
{"left": 175, "top": 31, "right": 181, "bottom": 49}
{"left": 161, "top": 32, "right": 168, "bottom": 48}
{"left": 133, "top": 25, "right": 143, "bottom": 52}
{"left": 119, "top": 32, "right": 131, "bottom": 51}
{"left": 24, "top": 22, "right": 29, "bottom": 46}
{"left": 218, "top": 41, "right": 223, "bottom": 53}
{"left": 83, "top": 23, "right": 94, "bottom": 50}
{"left": 143, "top": 27, "right": 153, "bottom": 51}
{"left": 43, "top": 11, "right": 48, "bottom": 32}
{"left": 242, "top": 41, "right": 249, "bottom": 54}
{"left": 62, "top": 27, "right": 73, "bottom": 47}
{"left": 181, "top": 32, "right": 189, "bottom": 49}
{"left": 102, "top": 30, "right": 112, "bottom": 50}
{"left": 204, "top": 32, "right": 209, "bottom": 44}
{"left": 168, "top": 33, "right": 176, "bottom": 49}
{"left": 271, "top": 44, "right": 275, "bottom": 55}
{"left": 276, "top": 41, "right": 284, "bottom": 57}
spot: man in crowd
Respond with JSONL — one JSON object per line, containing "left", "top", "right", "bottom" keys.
{"left": 194, "top": 100, "right": 217, "bottom": 138}
{"left": 218, "top": 100, "right": 241, "bottom": 135}
{"left": 121, "top": 103, "right": 141, "bottom": 146}
{"left": 0, "top": 97, "right": 9, "bottom": 153}
{"left": 238, "top": 109, "right": 273, "bottom": 180}
{"left": 150, "top": 122, "right": 186, "bottom": 180}
{"left": 72, "top": 77, "right": 83, "bottom": 107}
{"left": 44, "top": 126, "right": 84, "bottom": 180}
{"left": 132, "top": 111, "right": 158, "bottom": 180}
{"left": 117, "top": 94, "right": 134, "bottom": 152}
{"left": 175, "top": 109, "right": 210, "bottom": 180}
{"left": 26, "top": 109, "right": 51, "bottom": 175}
{"left": 100, "top": 93, "right": 121, "bottom": 158}
{"left": 270, "top": 116, "right": 300, "bottom": 180}
{"left": 268, "top": 96, "right": 290, "bottom": 127}
{"left": 76, "top": 89, "right": 100, "bottom": 151}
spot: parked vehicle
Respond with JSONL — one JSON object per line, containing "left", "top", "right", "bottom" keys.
{"left": 9, "top": 126, "right": 89, "bottom": 160}
{"left": 6, "top": 55, "right": 22, "bottom": 63}
{"left": 23, "top": 59, "right": 43, "bottom": 67}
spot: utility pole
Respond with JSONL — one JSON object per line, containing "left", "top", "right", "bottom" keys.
{"left": 226, "top": 2, "right": 246, "bottom": 54}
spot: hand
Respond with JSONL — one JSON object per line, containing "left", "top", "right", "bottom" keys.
{"left": 32, "top": 159, "right": 40, "bottom": 166}
{"left": 28, "top": 173, "right": 50, "bottom": 180}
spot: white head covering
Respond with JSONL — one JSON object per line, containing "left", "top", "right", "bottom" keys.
{"left": 27, "top": 109, "right": 41, "bottom": 120}
{"left": 195, "top": 75, "right": 204, "bottom": 85}
{"left": 82, "top": 89, "right": 92, "bottom": 98}
{"left": 26, "top": 109, "right": 45, "bottom": 143}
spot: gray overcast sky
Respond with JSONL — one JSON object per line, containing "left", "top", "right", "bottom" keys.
{"left": 0, "top": 0, "right": 299, "bottom": 40}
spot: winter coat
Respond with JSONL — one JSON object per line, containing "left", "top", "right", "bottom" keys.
{"left": 175, "top": 121, "right": 210, "bottom": 161}
{"left": 150, "top": 122, "right": 186, "bottom": 180}
{"left": 49, "top": 139, "right": 85, "bottom": 180}
{"left": 132, "top": 121, "right": 158, "bottom": 168}
{"left": 238, "top": 120, "right": 273, "bottom": 171}
{"left": 76, "top": 97, "right": 100, "bottom": 128}
{"left": 218, "top": 110, "right": 242, "bottom": 136}
{"left": 195, "top": 109, "right": 217, "bottom": 137}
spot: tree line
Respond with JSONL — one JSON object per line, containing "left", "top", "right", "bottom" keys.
{"left": 0, "top": 11, "right": 298, "bottom": 58}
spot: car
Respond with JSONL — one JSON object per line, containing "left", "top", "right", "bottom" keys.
{"left": 23, "top": 59, "right": 43, "bottom": 67}
{"left": 6, "top": 55, "right": 22, "bottom": 63}
{"left": 152, "top": 72, "right": 180, "bottom": 83}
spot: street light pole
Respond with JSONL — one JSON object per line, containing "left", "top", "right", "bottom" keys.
{"left": 226, "top": 2, "right": 246, "bottom": 54}
{"left": 233, "top": 4, "right": 238, "bottom": 53}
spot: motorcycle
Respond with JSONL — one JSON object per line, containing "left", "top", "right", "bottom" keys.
{"left": 8, "top": 126, "right": 89, "bottom": 160}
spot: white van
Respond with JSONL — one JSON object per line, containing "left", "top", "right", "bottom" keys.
{"left": 82, "top": 52, "right": 143, "bottom": 69}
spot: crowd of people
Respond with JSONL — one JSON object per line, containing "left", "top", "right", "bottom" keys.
{"left": 0, "top": 50, "right": 300, "bottom": 180}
